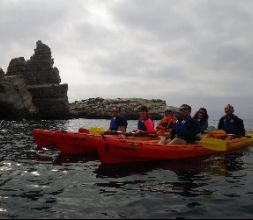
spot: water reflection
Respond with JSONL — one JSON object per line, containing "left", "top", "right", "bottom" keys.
{"left": 94, "top": 153, "right": 246, "bottom": 198}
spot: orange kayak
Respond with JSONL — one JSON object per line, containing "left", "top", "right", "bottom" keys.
{"left": 97, "top": 136, "right": 253, "bottom": 165}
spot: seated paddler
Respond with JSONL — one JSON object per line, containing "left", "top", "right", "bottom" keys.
{"left": 132, "top": 106, "right": 155, "bottom": 136}
{"left": 105, "top": 107, "right": 128, "bottom": 134}
{"left": 167, "top": 104, "right": 201, "bottom": 145}
{"left": 218, "top": 104, "right": 245, "bottom": 137}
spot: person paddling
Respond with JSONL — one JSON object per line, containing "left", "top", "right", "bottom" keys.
{"left": 194, "top": 108, "right": 209, "bottom": 133}
{"left": 107, "top": 107, "right": 128, "bottom": 134}
{"left": 218, "top": 104, "right": 245, "bottom": 137}
{"left": 167, "top": 104, "right": 200, "bottom": 145}
{"left": 132, "top": 106, "right": 155, "bottom": 136}
{"left": 156, "top": 108, "right": 176, "bottom": 135}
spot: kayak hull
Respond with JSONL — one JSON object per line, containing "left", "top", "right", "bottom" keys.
{"left": 32, "top": 129, "right": 62, "bottom": 148}
{"left": 57, "top": 132, "right": 99, "bottom": 155}
{"left": 33, "top": 129, "right": 159, "bottom": 155}
{"left": 97, "top": 137, "right": 253, "bottom": 165}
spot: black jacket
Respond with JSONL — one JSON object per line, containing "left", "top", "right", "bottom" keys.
{"left": 218, "top": 115, "right": 245, "bottom": 136}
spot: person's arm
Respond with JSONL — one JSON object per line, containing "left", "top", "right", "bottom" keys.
{"left": 235, "top": 118, "right": 246, "bottom": 136}
{"left": 218, "top": 118, "right": 223, "bottom": 130}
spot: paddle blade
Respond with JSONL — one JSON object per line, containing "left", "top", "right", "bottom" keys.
{"left": 199, "top": 138, "right": 227, "bottom": 152}
{"left": 89, "top": 127, "right": 106, "bottom": 135}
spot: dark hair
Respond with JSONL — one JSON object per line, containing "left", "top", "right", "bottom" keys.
{"left": 194, "top": 107, "right": 209, "bottom": 121}
{"left": 139, "top": 105, "right": 148, "bottom": 112}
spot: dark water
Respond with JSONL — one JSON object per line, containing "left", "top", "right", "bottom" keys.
{"left": 0, "top": 119, "right": 253, "bottom": 219}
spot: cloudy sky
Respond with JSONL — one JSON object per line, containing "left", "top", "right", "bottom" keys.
{"left": 0, "top": 0, "right": 252, "bottom": 118}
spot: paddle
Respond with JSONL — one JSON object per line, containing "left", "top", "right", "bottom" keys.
{"left": 198, "top": 137, "right": 227, "bottom": 152}
{"left": 79, "top": 127, "right": 106, "bottom": 135}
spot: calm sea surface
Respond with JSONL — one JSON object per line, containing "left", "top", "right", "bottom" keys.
{"left": 0, "top": 119, "right": 253, "bottom": 219}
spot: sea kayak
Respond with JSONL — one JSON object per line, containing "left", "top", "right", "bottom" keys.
{"left": 57, "top": 132, "right": 160, "bottom": 155}
{"left": 97, "top": 136, "right": 253, "bottom": 165}
{"left": 32, "top": 129, "right": 159, "bottom": 155}
{"left": 32, "top": 129, "right": 62, "bottom": 148}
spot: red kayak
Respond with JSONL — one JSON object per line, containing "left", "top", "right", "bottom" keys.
{"left": 32, "top": 129, "right": 62, "bottom": 148}
{"left": 97, "top": 136, "right": 253, "bottom": 165}
{"left": 57, "top": 131, "right": 101, "bottom": 155}
{"left": 33, "top": 129, "right": 160, "bottom": 155}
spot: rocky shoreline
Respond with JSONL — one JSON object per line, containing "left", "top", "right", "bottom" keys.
{"left": 1, "top": 41, "right": 178, "bottom": 120}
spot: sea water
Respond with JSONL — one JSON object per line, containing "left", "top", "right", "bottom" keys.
{"left": 0, "top": 119, "right": 252, "bottom": 219}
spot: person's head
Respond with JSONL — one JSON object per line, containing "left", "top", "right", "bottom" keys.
{"left": 224, "top": 104, "right": 234, "bottom": 116}
{"left": 139, "top": 106, "right": 149, "bottom": 119}
{"left": 164, "top": 108, "right": 173, "bottom": 117}
{"left": 194, "top": 108, "right": 209, "bottom": 121}
{"left": 179, "top": 104, "right": 192, "bottom": 118}
{"left": 111, "top": 106, "right": 121, "bottom": 117}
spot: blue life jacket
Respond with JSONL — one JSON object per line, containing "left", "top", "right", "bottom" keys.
{"left": 138, "top": 120, "right": 147, "bottom": 131}
{"left": 110, "top": 117, "right": 118, "bottom": 131}
{"left": 176, "top": 116, "right": 193, "bottom": 137}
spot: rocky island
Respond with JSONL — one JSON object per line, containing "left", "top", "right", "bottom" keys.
{"left": 70, "top": 98, "right": 179, "bottom": 120}
{"left": 0, "top": 41, "right": 178, "bottom": 120}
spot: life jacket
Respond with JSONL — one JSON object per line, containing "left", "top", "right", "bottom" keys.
{"left": 156, "top": 116, "right": 176, "bottom": 132}
{"left": 110, "top": 117, "right": 118, "bottom": 131}
{"left": 176, "top": 116, "right": 195, "bottom": 138}
{"left": 138, "top": 118, "right": 154, "bottom": 133}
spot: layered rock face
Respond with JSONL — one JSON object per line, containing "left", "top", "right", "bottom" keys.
{"left": 0, "top": 75, "right": 36, "bottom": 119}
{"left": 70, "top": 98, "right": 177, "bottom": 120}
{"left": 25, "top": 41, "right": 61, "bottom": 85}
{"left": 25, "top": 41, "right": 69, "bottom": 119}
{"left": 1, "top": 41, "right": 69, "bottom": 119}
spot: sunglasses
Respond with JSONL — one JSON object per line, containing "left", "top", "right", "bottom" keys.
{"left": 180, "top": 108, "right": 189, "bottom": 112}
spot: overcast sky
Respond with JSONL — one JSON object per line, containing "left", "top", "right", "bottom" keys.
{"left": 0, "top": 0, "right": 252, "bottom": 118}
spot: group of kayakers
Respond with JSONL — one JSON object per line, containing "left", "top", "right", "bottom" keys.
{"left": 106, "top": 104, "right": 246, "bottom": 145}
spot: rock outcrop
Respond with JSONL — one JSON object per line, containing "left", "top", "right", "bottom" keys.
{"left": 70, "top": 98, "right": 178, "bottom": 120}
{"left": 0, "top": 75, "right": 36, "bottom": 119}
{"left": 25, "top": 41, "right": 69, "bottom": 119}
{"left": 25, "top": 41, "right": 61, "bottom": 85}
{"left": 1, "top": 40, "right": 69, "bottom": 119}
